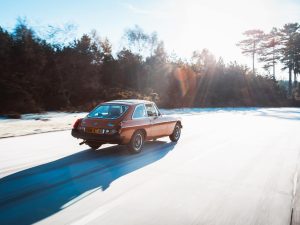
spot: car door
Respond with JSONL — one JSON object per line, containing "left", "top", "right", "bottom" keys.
{"left": 145, "top": 103, "right": 164, "bottom": 137}
{"left": 152, "top": 103, "right": 174, "bottom": 136}
{"left": 130, "top": 104, "right": 153, "bottom": 136}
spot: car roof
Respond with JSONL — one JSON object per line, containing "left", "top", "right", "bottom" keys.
{"left": 104, "top": 99, "right": 154, "bottom": 106}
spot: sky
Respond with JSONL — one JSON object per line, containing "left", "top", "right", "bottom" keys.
{"left": 1, "top": 0, "right": 300, "bottom": 79}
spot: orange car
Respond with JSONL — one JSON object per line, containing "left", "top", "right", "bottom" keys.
{"left": 72, "top": 99, "right": 182, "bottom": 153}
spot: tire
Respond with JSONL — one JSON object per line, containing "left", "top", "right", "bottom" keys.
{"left": 87, "top": 142, "right": 102, "bottom": 150}
{"left": 128, "top": 130, "right": 144, "bottom": 154}
{"left": 169, "top": 124, "right": 181, "bottom": 142}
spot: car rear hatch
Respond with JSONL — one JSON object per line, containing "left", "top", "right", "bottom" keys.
{"left": 80, "top": 118, "right": 120, "bottom": 135}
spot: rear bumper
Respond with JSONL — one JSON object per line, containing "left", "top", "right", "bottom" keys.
{"left": 71, "top": 129, "right": 122, "bottom": 144}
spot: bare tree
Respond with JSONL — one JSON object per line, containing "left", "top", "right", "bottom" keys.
{"left": 123, "top": 25, "right": 158, "bottom": 57}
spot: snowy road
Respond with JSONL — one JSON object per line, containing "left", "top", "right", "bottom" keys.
{"left": 1, "top": 108, "right": 300, "bottom": 225}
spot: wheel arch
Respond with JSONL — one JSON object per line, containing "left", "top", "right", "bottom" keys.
{"left": 134, "top": 128, "right": 147, "bottom": 139}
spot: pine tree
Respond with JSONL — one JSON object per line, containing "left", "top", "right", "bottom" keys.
{"left": 237, "top": 29, "right": 264, "bottom": 75}
{"left": 259, "top": 28, "right": 281, "bottom": 80}
{"left": 279, "top": 23, "right": 300, "bottom": 95}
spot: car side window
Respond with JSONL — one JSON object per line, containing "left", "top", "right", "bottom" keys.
{"left": 145, "top": 104, "right": 158, "bottom": 117}
{"left": 132, "top": 104, "right": 146, "bottom": 119}
{"left": 153, "top": 103, "right": 161, "bottom": 116}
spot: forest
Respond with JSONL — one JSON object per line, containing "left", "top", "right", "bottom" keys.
{"left": 0, "top": 19, "right": 299, "bottom": 114}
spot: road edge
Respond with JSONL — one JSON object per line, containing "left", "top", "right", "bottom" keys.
{"left": 0, "top": 128, "right": 71, "bottom": 139}
{"left": 291, "top": 161, "right": 300, "bottom": 225}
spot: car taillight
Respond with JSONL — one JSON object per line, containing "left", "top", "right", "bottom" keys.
{"left": 73, "top": 119, "right": 82, "bottom": 129}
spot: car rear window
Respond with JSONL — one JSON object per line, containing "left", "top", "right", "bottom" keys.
{"left": 88, "top": 104, "right": 129, "bottom": 119}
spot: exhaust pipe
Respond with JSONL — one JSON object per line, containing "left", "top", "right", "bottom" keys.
{"left": 79, "top": 140, "right": 86, "bottom": 145}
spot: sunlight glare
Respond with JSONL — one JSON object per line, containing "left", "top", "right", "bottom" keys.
{"left": 173, "top": 0, "right": 275, "bottom": 63}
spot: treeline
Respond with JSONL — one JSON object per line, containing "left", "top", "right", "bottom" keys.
{"left": 237, "top": 23, "right": 300, "bottom": 97}
{"left": 0, "top": 20, "right": 293, "bottom": 114}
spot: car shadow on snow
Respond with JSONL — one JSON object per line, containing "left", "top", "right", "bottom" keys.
{"left": 0, "top": 141, "right": 175, "bottom": 225}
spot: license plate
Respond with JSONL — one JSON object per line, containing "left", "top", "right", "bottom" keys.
{"left": 85, "top": 127, "right": 103, "bottom": 134}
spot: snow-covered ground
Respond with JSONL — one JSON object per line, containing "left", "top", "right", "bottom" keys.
{"left": 0, "top": 112, "right": 87, "bottom": 138}
{"left": 0, "top": 108, "right": 300, "bottom": 225}
{"left": 1, "top": 108, "right": 300, "bottom": 138}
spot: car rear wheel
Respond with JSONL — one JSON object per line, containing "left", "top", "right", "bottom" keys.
{"left": 87, "top": 142, "right": 102, "bottom": 150}
{"left": 128, "top": 130, "right": 144, "bottom": 154}
{"left": 169, "top": 124, "right": 181, "bottom": 142}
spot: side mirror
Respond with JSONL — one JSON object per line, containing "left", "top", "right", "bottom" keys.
{"left": 153, "top": 113, "right": 159, "bottom": 118}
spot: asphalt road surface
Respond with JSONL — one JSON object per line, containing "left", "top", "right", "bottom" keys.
{"left": 1, "top": 108, "right": 300, "bottom": 225}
